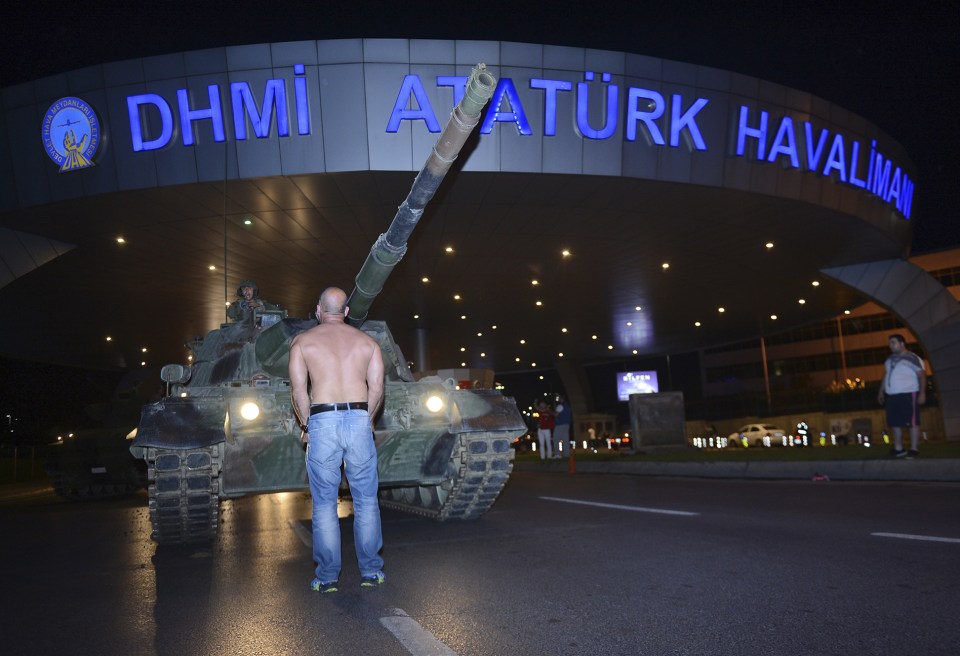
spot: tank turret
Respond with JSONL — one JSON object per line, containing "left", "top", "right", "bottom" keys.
{"left": 128, "top": 64, "right": 526, "bottom": 544}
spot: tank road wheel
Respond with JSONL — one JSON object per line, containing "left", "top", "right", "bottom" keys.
{"left": 378, "top": 431, "right": 514, "bottom": 520}
{"left": 146, "top": 445, "right": 222, "bottom": 544}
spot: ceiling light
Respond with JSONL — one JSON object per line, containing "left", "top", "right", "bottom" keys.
{"left": 421, "top": 277, "right": 430, "bottom": 283}
{"left": 105, "top": 336, "right": 112, "bottom": 342}
{"left": 515, "top": 357, "right": 521, "bottom": 362}
{"left": 460, "top": 315, "right": 467, "bottom": 320}
{"left": 445, "top": 246, "right": 454, "bottom": 253}
{"left": 661, "top": 262, "right": 669, "bottom": 270}
{"left": 243, "top": 218, "right": 252, "bottom": 225}
{"left": 561, "top": 327, "right": 567, "bottom": 333}
{"left": 460, "top": 347, "right": 466, "bottom": 352}
{"left": 636, "top": 306, "right": 642, "bottom": 311}
{"left": 591, "top": 335, "right": 598, "bottom": 340}
{"left": 607, "top": 345, "right": 613, "bottom": 350}
{"left": 632, "top": 349, "right": 638, "bottom": 354}
{"left": 626, "top": 321, "right": 633, "bottom": 326}
{"left": 558, "top": 352, "right": 564, "bottom": 357}
{"left": 208, "top": 265, "right": 216, "bottom": 270}
{"left": 561, "top": 249, "right": 571, "bottom": 257}
{"left": 413, "top": 314, "right": 419, "bottom": 319}
{"left": 531, "top": 279, "right": 539, "bottom": 285}
{"left": 480, "top": 352, "right": 486, "bottom": 357}
{"left": 771, "top": 314, "right": 778, "bottom": 320}
{"left": 477, "top": 332, "right": 482, "bottom": 337}
{"left": 694, "top": 321, "right": 701, "bottom": 327}
{"left": 539, "top": 375, "right": 544, "bottom": 380}
{"left": 519, "top": 339, "right": 526, "bottom": 344}
{"left": 453, "top": 294, "right": 461, "bottom": 300}
{"left": 535, "top": 300, "right": 543, "bottom": 306}
{"left": 798, "top": 298, "right": 806, "bottom": 304}
{"left": 811, "top": 281, "right": 820, "bottom": 287}
{"left": 844, "top": 310, "right": 851, "bottom": 315}
{"left": 718, "top": 307, "right": 725, "bottom": 313}
{"left": 491, "top": 325, "right": 497, "bottom": 330}
{"left": 460, "top": 362, "right": 466, "bottom": 367}
{"left": 765, "top": 242, "right": 774, "bottom": 249}
{"left": 141, "top": 347, "right": 148, "bottom": 353}
{"left": 116, "top": 237, "right": 125, "bottom": 244}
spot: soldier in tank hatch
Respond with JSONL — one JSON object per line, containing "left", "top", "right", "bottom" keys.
{"left": 226, "top": 279, "right": 281, "bottom": 322}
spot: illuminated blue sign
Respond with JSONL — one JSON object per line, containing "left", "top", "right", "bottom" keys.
{"left": 118, "top": 66, "right": 915, "bottom": 219}
{"left": 126, "top": 64, "right": 311, "bottom": 151}
{"left": 736, "top": 108, "right": 914, "bottom": 217}
{"left": 41, "top": 96, "right": 100, "bottom": 172}
{"left": 385, "top": 72, "right": 913, "bottom": 218}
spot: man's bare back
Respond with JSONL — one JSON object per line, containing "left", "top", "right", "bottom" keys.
{"left": 289, "top": 287, "right": 385, "bottom": 433}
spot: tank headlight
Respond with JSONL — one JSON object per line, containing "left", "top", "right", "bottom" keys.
{"left": 424, "top": 395, "right": 444, "bottom": 413}
{"left": 240, "top": 402, "right": 260, "bottom": 421}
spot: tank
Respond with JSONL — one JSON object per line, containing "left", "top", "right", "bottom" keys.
{"left": 130, "top": 64, "right": 527, "bottom": 544}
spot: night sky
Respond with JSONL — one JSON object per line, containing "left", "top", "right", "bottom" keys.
{"left": 3, "top": 0, "right": 957, "bottom": 251}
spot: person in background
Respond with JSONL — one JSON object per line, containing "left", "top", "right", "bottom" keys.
{"left": 553, "top": 394, "right": 572, "bottom": 457}
{"left": 536, "top": 399, "right": 555, "bottom": 460}
{"left": 877, "top": 333, "right": 927, "bottom": 459}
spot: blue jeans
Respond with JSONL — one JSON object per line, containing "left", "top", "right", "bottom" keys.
{"left": 306, "top": 409, "right": 383, "bottom": 582}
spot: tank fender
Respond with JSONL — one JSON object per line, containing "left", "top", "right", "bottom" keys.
{"left": 448, "top": 390, "right": 527, "bottom": 433}
{"left": 132, "top": 396, "right": 227, "bottom": 450}
{"left": 376, "top": 429, "right": 457, "bottom": 486}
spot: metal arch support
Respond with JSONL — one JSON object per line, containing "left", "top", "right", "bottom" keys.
{"left": 821, "top": 259, "right": 960, "bottom": 440}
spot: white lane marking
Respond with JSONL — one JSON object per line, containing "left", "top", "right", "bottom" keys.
{"left": 871, "top": 532, "right": 960, "bottom": 544}
{"left": 539, "top": 495, "right": 699, "bottom": 516}
{"left": 381, "top": 608, "right": 458, "bottom": 656}
{"left": 289, "top": 519, "right": 312, "bottom": 547}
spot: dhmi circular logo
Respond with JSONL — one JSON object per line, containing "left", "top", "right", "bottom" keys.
{"left": 41, "top": 96, "right": 100, "bottom": 172}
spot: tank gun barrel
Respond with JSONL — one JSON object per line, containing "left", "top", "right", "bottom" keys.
{"left": 347, "top": 63, "right": 497, "bottom": 326}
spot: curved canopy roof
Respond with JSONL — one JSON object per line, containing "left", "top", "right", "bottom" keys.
{"left": 0, "top": 39, "right": 915, "bottom": 373}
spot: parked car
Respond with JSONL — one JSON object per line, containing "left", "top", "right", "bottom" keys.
{"left": 727, "top": 423, "right": 787, "bottom": 447}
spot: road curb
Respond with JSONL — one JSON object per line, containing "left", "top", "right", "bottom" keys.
{"left": 514, "top": 458, "right": 960, "bottom": 481}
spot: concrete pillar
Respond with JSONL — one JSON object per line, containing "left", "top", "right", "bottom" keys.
{"left": 414, "top": 327, "right": 429, "bottom": 373}
{"left": 554, "top": 359, "right": 593, "bottom": 413}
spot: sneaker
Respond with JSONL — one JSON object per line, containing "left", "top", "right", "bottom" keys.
{"left": 310, "top": 578, "right": 338, "bottom": 593}
{"left": 906, "top": 449, "right": 919, "bottom": 459}
{"left": 360, "top": 571, "right": 385, "bottom": 588}
{"left": 890, "top": 448, "right": 908, "bottom": 458}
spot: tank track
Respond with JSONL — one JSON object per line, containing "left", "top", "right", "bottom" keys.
{"left": 145, "top": 445, "right": 222, "bottom": 543}
{"left": 378, "top": 431, "right": 514, "bottom": 520}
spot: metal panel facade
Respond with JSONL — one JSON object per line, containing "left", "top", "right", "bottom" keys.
{"left": 0, "top": 38, "right": 916, "bottom": 240}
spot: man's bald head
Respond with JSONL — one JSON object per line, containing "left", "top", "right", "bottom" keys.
{"left": 318, "top": 287, "right": 348, "bottom": 318}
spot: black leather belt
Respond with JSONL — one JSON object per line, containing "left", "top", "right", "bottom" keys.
{"left": 310, "top": 402, "right": 368, "bottom": 414}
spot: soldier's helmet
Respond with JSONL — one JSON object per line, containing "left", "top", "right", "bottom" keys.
{"left": 236, "top": 279, "right": 259, "bottom": 297}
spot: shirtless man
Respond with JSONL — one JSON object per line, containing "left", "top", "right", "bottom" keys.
{"left": 289, "top": 286, "right": 385, "bottom": 592}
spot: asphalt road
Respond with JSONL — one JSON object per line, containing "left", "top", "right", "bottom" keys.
{"left": 1, "top": 472, "right": 959, "bottom": 656}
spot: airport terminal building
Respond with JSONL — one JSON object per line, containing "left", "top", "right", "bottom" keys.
{"left": 1, "top": 38, "right": 957, "bottom": 438}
